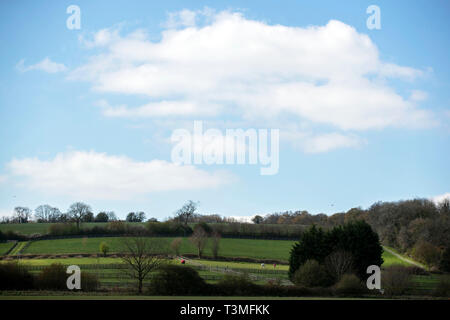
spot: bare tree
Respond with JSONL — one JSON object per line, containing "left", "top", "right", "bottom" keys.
{"left": 107, "top": 211, "right": 118, "bottom": 221}
{"left": 324, "top": 250, "right": 354, "bottom": 281}
{"left": 211, "top": 231, "right": 221, "bottom": 259}
{"left": 67, "top": 202, "right": 91, "bottom": 230}
{"left": 175, "top": 200, "right": 199, "bottom": 226}
{"left": 120, "top": 237, "right": 165, "bottom": 293}
{"left": 35, "top": 205, "right": 61, "bottom": 223}
{"left": 14, "top": 207, "right": 31, "bottom": 223}
{"left": 170, "top": 237, "right": 183, "bottom": 256}
{"left": 190, "top": 226, "right": 208, "bottom": 258}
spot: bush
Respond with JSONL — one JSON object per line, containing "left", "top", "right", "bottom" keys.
{"left": 382, "top": 265, "right": 412, "bottom": 296}
{"left": 215, "top": 273, "right": 259, "bottom": 296}
{"left": 433, "top": 276, "right": 450, "bottom": 297}
{"left": 412, "top": 241, "right": 441, "bottom": 268}
{"left": 48, "top": 223, "right": 78, "bottom": 236}
{"left": 149, "top": 264, "right": 209, "bottom": 295}
{"left": 405, "top": 266, "right": 428, "bottom": 276}
{"left": 35, "top": 263, "right": 68, "bottom": 290}
{"left": 146, "top": 222, "right": 193, "bottom": 236}
{"left": 293, "top": 259, "right": 334, "bottom": 287}
{"left": 81, "top": 272, "right": 100, "bottom": 291}
{"left": 100, "top": 242, "right": 110, "bottom": 256}
{"left": 107, "top": 221, "right": 127, "bottom": 234}
{"left": 0, "top": 262, "right": 34, "bottom": 290}
{"left": 194, "top": 222, "right": 212, "bottom": 235}
{"left": 333, "top": 274, "right": 366, "bottom": 295}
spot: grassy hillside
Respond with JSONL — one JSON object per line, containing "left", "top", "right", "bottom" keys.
{"left": 22, "top": 237, "right": 296, "bottom": 261}
{"left": 2, "top": 235, "right": 422, "bottom": 267}
{"left": 0, "top": 242, "right": 15, "bottom": 255}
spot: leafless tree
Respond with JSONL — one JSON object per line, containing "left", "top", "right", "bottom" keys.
{"left": 175, "top": 200, "right": 199, "bottom": 226}
{"left": 35, "top": 205, "right": 61, "bottom": 223}
{"left": 324, "top": 250, "right": 354, "bottom": 281}
{"left": 67, "top": 202, "right": 91, "bottom": 230}
{"left": 120, "top": 237, "right": 166, "bottom": 293}
{"left": 190, "top": 226, "right": 208, "bottom": 258}
{"left": 14, "top": 206, "right": 31, "bottom": 223}
{"left": 170, "top": 237, "right": 183, "bottom": 256}
{"left": 211, "top": 231, "right": 221, "bottom": 259}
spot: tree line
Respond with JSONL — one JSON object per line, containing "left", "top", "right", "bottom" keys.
{"left": 0, "top": 203, "right": 151, "bottom": 225}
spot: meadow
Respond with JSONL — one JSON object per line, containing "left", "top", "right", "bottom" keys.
{"left": 20, "top": 237, "right": 296, "bottom": 261}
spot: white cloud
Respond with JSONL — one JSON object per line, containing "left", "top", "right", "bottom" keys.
{"left": 97, "top": 99, "right": 220, "bottom": 117}
{"left": 431, "top": 192, "right": 450, "bottom": 205}
{"left": 67, "top": 9, "right": 436, "bottom": 155}
{"left": 17, "top": 58, "right": 67, "bottom": 73}
{"left": 228, "top": 215, "right": 258, "bottom": 223}
{"left": 282, "top": 130, "right": 365, "bottom": 153}
{"left": 303, "top": 133, "right": 365, "bottom": 153}
{"left": 6, "top": 151, "right": 234, "bottom": 200}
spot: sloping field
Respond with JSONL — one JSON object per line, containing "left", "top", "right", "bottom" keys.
{"left": 0, "top": 242, "right": 15, "bottom": 255}
{"left": 22, "top": 237, "right": 296, "bottom": 261}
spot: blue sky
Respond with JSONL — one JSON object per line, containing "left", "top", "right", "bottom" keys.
{"left": 0, "top": 0, "right": 449, "bottom": 220}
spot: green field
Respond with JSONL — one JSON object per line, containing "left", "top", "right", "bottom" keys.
{"left": 0, "top": 242, "right": 15, "bottom": 255}
{"left": 381, "top": 248, "right": 411, "bottom": 267}
{"left": 3, "top": 237, "right": 421, "bottom": 268}
{"left": 21, "top": 237, "right": 296, "bottom": 261}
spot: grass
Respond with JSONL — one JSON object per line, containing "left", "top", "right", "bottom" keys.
{"left": 22, "top": 237, "right": 296, "bottom": 261}
{"left": 5, "top": 237, "right": 412, "bottom": 268}
{"left": 0, "top": 242, "right": 15, "bottom": 255}
{"left": 193, "top": 259, "right": 289, "bottom": 271}
{"left": 381, "top": 248, "right": 411, "bottom": 267}
{"left": 7, "top": 241, "right": 27, "bottom": 255}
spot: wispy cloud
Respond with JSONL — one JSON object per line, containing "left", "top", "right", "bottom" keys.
{"left": 6, "top": 150, "right": 235, "bottom": 200}
{"left": 17, "top": 58, "right": 67, "bottom": 73}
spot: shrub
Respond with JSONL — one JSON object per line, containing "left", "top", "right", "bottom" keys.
{"left": 194, "top": 222, "right": 212, "bottom": 235}
{"left": 35, "top": 263, "right": 67, "bottom": 290}
{"left": 0, "top": 262, "right": 34, "bottom": 290}
{"left": 324, "top": 250, "right": 354, "bottom": 282}
{"left": 293, "top": 259, "right": 334, "bottom": 287}
{"left": 107, "top": 221, "right": 127, "bottom": 234}
{"left": 412, "top": 241, "right": 441, "bottom": 268}
{"left": 81, "top": 272, "right": 100, "bottom": 291}
{"left": 433, "top": 276, "right": 450, "bottom": 297}
{"left": 405, "top": 266, "right": 428, "bottom": 276}
{"left": 333, "top": 274, "right": 366, "bottom": 295}
{"left": 48, "top": 223, "right": 78, "bottom": 236}
{"left": 149, "top": 264, "right": 209, "bottom": 295}
{"left": 99, "top": 242, "right": 110, "bottom": 256}
{"left": 382, "top": 265, "right": 412, "bottom": 296}
{"left": 215, "top": 273, "right": 259, "bottom": 296}
{"left": 147, "top": 222, "right": 192, "bottom": 236}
